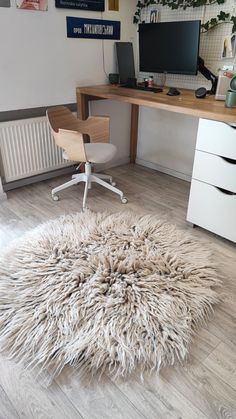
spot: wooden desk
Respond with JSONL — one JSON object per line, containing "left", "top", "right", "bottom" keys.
{"left": 76, "top": 84, "right": 236, "bottom": 163}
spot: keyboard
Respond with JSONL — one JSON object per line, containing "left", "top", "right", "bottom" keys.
{"left": 121, "top": 85, "right": 163, "bottom": 93}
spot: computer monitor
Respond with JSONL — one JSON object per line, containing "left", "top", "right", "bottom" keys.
{"left": 139, "top": 20, "right": 201, "bottom": 76}
{"left": 116, "top": 42, "right": 136, "bottom": 84}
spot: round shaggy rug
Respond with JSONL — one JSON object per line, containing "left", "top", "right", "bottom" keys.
{"left": 0, "top": 211, "right": 220, "bottom": 381}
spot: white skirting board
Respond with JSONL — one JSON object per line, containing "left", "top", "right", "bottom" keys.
{"left": 136, "top": 158, "right": 191, "bottom": 182}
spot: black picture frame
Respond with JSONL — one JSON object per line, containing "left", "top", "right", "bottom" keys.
{"left": 55, "top": 0, "right": 105, "bottom": 11}
{"left": 0, "top": 0, "right": 11, "bottom": 7}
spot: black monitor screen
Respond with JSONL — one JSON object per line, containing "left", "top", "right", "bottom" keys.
{"left": 139, "top": 20, "right": 201, "bottom": 75}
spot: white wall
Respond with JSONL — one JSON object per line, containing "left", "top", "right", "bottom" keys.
{"left": 136, "top": 109, "right": 198, "bottom": 181}
{"left": 0, "top": 0, "right": 137, "bottom": 111}
{"left": 0, "top": 0, "right": 137, "bottom": 170}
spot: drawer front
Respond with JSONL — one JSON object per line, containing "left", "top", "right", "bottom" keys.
{"left": 193, "top": 150, "right": 236, "bottom": 193}
{"left": 187, "top": 179, "right": 236, "bottom": 243}
{"left": 197, "top": 119, "right": 236, "bottom": 160}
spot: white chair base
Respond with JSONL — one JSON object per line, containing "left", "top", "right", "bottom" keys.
{"left": 52, "top": 162, "right": 128, "bottom": 210}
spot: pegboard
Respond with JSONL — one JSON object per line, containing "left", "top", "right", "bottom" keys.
{"left": 138, "top": 0, "right": 236, "bottom": 90}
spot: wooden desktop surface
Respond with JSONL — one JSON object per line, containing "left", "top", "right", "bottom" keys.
{"left": 76, "top": 84, "right": 236, "bottom": 163}
{"left": 76, "top": 84, "right": 236, "bottom": 124}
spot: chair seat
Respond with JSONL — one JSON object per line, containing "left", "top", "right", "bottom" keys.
{"left": 86, "top": 143, "right": 117, "bottom": 163}
{"left": 63, "top": 143, "right": 117, "bottom": 164}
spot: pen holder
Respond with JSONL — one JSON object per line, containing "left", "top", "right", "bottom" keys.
{"left": 225, "top": 90, "right": 236, "bottom": 108}
{"left": 225, "top": 75, "right": 236, "bottom": 107}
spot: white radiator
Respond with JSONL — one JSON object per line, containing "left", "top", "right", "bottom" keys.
{"left": 0, "top": 117, "right": 72, "bottom": 183}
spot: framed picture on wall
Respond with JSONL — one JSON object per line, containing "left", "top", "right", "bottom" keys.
{"left": 16, "top": 0, "right": 48, "bottom": 10}
{"left": 55, "top": 0, "right": 105, "bottom": 11}
{"left": 149, "top": 9, "right": 159, "bottom": 23}
{"left": 66, "top": 16, "right": 120, "bottom": 39}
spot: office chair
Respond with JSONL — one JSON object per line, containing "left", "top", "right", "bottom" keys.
{"left": 46, "top": 106, "right": 127, "bottom": 209}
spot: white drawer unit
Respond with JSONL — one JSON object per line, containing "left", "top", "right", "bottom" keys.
{"left": 193, "top": 150, "right": 236, "bottom": 193}
{"left": 197, "top": 119, "right": 236, "bottom": 160}
{"left": 187, "top": 180, "right": 236, "bottom": 243}
{"left": 187, "top": 118, "right": 236, "bottom": 242}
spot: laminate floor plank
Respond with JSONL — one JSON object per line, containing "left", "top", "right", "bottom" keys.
{"left": 203, "top": 342, "right": 236, "bottom": 391}
{"left": 0, "top": 164, "right": 235, "bottom": 419}
{"left": 0, "top": 357, "right": 83, "bottom": 419}
{"left": 111, "top": 373, "right": 208, "bottom": 419}
{"left": 162, "top": 356, "right": 236, "bottom": 419}
{"left": 0, "top": 384, "right": 20, "bottom": 419}
{"left": 187, "top": 329, "right": 221, "bottom": 363}
{"left": 56, "top": 367, "right": 144, "bottom": 419}
{"left": 206, "top": 308, "right": 236, "bottom": 347}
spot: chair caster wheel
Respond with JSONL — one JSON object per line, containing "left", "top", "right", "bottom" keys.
{"left": 121, "top": 197, "right": 128, "bottom": 204}
{"left": 111, "top": 181, "right": 116, "bottom": 186}
{"left": 52, "top": 194, "right": 59, "bottom": 201}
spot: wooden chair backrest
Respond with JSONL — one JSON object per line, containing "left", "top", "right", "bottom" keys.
{"left": 46, "top": 106, "right": 110, "bottom": 162}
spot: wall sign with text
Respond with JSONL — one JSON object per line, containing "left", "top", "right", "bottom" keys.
{"left": 56, "top": 0, "right": 105, "bottom": 11}
{"left": 67, "top": 16, "right": 120, "bottom": 40}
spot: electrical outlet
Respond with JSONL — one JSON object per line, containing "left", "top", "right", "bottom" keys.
{"left": 108, "top": 0, "right": 119, "bottom": 12}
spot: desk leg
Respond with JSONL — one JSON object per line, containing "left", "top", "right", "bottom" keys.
{"left": 130, "top": 104, "right": 139, "bottom": 164}
{"left": 76, "top": 92, "right": 89, "bottom": 120}
{"left": 76, "top": 91, "right": 90, "bottom": 154}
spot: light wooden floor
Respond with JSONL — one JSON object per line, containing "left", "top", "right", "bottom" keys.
{"left": 0, "top": 164, "right": 235, "bottom": 419}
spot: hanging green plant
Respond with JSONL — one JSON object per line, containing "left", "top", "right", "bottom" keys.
{"left": 201, "top": 11, "right": 236, "bottom": 33}
{"left": 133, "top": 0, "right": 236, "bottom": 33}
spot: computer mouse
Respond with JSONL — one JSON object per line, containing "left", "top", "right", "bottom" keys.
{"left": 195, "top": 87, "right": 207, "bottom": 99}
{"left": 167, "top": 87, "right": 180, "bottom": 96}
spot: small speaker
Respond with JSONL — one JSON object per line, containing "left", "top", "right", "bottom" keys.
{"left": 109, "top": 73, "right": 119, "bottom": 85}
{"left": 195, "top": 87, "right": 207, "bottom": 99}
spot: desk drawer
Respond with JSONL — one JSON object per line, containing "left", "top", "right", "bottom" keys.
{"left": 187, "top": 179, "right": 236, "bottom": 242}
{"left": 197, "top": 119, "right": 236, "bottom": 160}
{"left": 193, "top": 150, "right": 236, "bottom": 193}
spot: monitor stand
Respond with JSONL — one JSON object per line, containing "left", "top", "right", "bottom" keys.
{"left": 198, "top": 57, "right": 218, "bottom": 95}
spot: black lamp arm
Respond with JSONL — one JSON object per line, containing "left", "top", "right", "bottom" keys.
{"left": 198, "top": 57, "right": 218, "bottom": 95}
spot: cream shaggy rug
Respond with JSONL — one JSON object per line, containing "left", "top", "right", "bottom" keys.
{"left": 0, "top": 211, "right": 220, "bottom": 381}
